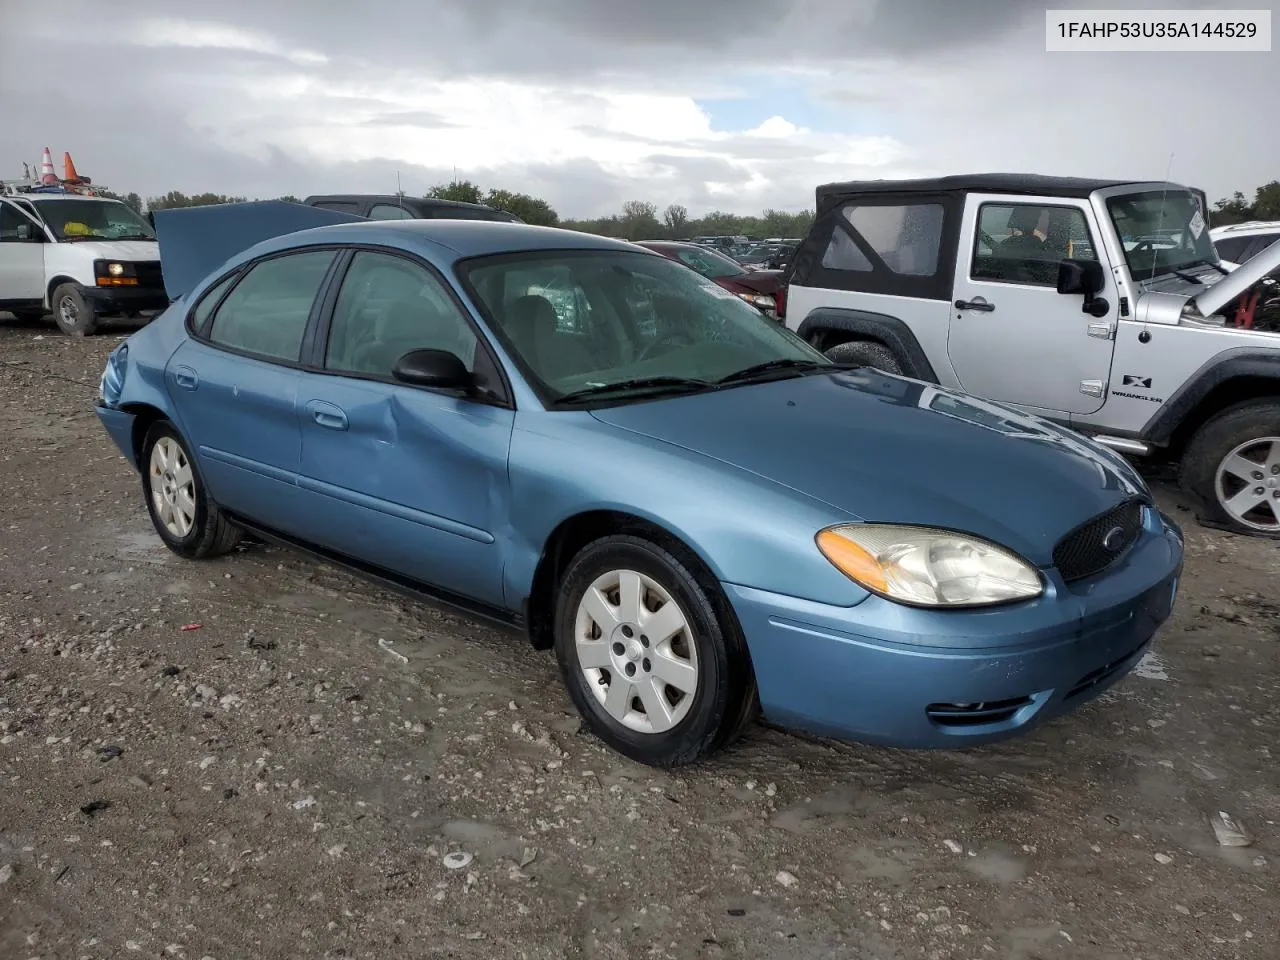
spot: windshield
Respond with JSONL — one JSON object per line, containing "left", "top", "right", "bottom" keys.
{"left": 1105, "top": 189, "right": 1216, "bottom": 279}
{"left": 667, "top": 244, "right": 747, "bottom": 279}
{"left": 31, "top": 199, "right": 156, "bottom": 242}
{"left": 459, "top": 249, "right": 829, "bottom": 403}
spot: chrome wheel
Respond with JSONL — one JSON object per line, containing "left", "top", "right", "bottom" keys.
{"left": 148, "top": 435, "right": 196, "bottom": 538}
{"left": 1214, "top": 436, "right": 1280, "bottom": 533}
{"left": 574, "top": 569, "right": 699, "bottom": 734}
{"left": 58, "top": 295, "right": 78, "bottom": 329}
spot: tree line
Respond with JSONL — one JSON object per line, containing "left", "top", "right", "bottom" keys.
{"left": 98, "top": 177, "right": 1280, "bottom": 240}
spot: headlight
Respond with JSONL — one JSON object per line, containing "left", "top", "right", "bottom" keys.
{"left": 738, "top": 292, "right": 776, "bottom": 311}
{"left": 107, "top": 262, "right": 125, "bottom": 276}
{"left": 816, "top": 523, "right": 1043, "bottom": 607}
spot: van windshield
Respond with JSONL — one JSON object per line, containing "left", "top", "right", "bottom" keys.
{"left": 1106, "top": 189, "right": 1217, "bottom": 280}
{"left": 30, "top": 199, "right": 156, "bottom": 242}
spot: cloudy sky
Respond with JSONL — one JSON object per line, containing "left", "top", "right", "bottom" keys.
{"left": 1, "top": 0, "right": 1274, "bottom": 218}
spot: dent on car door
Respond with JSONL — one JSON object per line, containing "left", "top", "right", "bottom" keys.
{"left": 295, "top": 248, "right": 515, "bottom": 607}
{"left": 165, "top": 248, "right": 338, "bottom": 534}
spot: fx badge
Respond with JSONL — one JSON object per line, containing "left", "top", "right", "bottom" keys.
{"left": 1122, "top": 375, "right": 1152, "bottom": 388}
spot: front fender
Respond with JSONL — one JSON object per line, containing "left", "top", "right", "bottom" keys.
{"left": 795, "top": 307, "right": 939, "bottom": 381}
{"left": 503, "top": 413, "right": 871, "bottom": 609}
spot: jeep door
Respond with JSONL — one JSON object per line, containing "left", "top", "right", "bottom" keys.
{"left": 948, "top": 194, "right": 1117, "bottom": 416}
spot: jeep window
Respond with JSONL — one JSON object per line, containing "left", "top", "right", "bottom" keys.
{"left": 821, "top": 203, "right": 944, "bottom": 276}
{"left": 972, "top": 203, "right": 1096, "bottom": 286}
{"left": 1105, "top": 190, "right": 1217, "bottom": 279}
{"left": 29, "top": 199, "right": 155, "bottom": 242}
{"left": 369, "top": 203, "right": 415, "bottom": 220}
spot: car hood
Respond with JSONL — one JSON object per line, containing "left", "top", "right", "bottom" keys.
{"left": 722, "top": 270, "right": 784, "bottom": 295}
{"left": 589, "top": 369, "right": 1148, "bottom": 565}
{"left": 1190, "top": 239, "right": 1280, "bottom": 317}
{"left": 63, "top": 239, "right": 160, "bottom": 260}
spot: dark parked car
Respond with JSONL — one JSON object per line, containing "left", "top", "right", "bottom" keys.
{"left": 303, "top": 194, "right": 522, "bottom": 223}
{"left": 634, "top": 240, "right": 786, "bottom": 319}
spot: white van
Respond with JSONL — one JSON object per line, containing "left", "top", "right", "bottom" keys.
{"left": 0, "top": 193, "right": 167, "bottom": 335}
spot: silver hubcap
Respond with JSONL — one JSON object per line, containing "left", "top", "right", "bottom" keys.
{"left": 1214, "top": 436, "right": 1280, "bottom": 532}
{"left": 58, "top": 297, "right": 78, "bottom": 326}
{"left": 149, "top": 436, "right": 196, "bottom": 538}
{"left": 574, "top": 569, "right": 699, "bottom": 734}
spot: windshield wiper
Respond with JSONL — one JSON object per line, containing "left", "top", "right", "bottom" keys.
{"left": 553, "top": 376, "right": 714, "bottom": 405}
{"left": 715, "top": 358, "right": 833, "bottom": 385}
{"left": 113, "top": 233, "right": 155, "bottom": 241}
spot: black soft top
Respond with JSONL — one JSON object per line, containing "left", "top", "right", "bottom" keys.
{"left": 816, "top": 173, "right": 1145, "bottom": 209}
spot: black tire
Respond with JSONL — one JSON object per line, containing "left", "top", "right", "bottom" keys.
{"left": 50, "top": 283, "right": 98, "bottom": 337}
{"left": 1178, "top": 400, "right": 1280, "bottom": 535}
{"left": 824, "top": 338, "right": 903, "bottom": 374}
{"left": 140, "top": 421, "right": 243, "bottom": 559}
{"left": 553, "top": 534, "right": 758, "bottom": 767}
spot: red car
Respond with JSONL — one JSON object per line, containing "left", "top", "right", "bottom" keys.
{"left": 634, "top": 240, "right": 785, "bottom": 320}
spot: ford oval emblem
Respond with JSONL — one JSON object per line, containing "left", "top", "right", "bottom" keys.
{"left": 1102, "top": 526, "right": 1125, "bottom": 551}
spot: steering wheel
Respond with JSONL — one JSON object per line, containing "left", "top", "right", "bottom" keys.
{"left": 638, "top": 331, "right": 695, "bottom": 362}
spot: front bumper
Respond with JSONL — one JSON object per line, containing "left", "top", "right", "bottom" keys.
{"left": 79, "top": 284, "right": 170, "bottom": 316}
{"left": 726, "top": 511, "right": 1184, "bottom": 749}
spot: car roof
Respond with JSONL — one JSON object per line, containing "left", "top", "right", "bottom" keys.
{"left": 304, "top": 193, "right": 503, "bottom": 212}
{"left": 1210, "top": 220, "right": 1280, "bottom": 236}
{"left": 257, "top": 217, "right": 647, "bottom": 261}
{"left": 816, "top": 173, "right": 1145, "bottom": 204}
{"left": 21, "top": 194, "right": 122, "bottom": 202}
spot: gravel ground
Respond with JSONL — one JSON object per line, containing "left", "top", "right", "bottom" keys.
{"left": 2, "top": 317, "right": 1278, "bottom": 960}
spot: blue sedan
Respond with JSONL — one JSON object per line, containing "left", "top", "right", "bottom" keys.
{"left": 94, "top": 201, "right": 1184, "bottom": 767}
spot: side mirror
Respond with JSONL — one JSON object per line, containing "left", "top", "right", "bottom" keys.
{"left": 392, "top": 348, "right": 473, "bottom": 391}
{"left": 1056, "top": 258, "right": 1104, "bottom": 297}
{"left": 1057, "top": 258, "right": 1110, "bottom": 317}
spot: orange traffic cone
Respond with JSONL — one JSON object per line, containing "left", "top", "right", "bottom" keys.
{"left": 63, "top": 152, "right": 82, "bottom": 182}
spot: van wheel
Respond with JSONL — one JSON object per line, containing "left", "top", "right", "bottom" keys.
{"left": 1179, "top": 401, "right": 1280, "bottom": 536}
{"left": 51, "top": 284, "right": 98, "bottom": 337}
{"left": 824, "top": 339, "right": 903, "bottom": 375}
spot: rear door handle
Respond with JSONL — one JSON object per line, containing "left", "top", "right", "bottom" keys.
{"left": 954, "top": 298, "right": 995, "bottom": 312}
{"left": 173, "top": 365, "right": 199, "bottom": 390}
{"left": 306, "top": 399, "right": 348, "bottom": 431}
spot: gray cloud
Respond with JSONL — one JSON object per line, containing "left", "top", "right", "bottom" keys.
{"left": 3, "top": 0, "right": 1274, "bottom": 218}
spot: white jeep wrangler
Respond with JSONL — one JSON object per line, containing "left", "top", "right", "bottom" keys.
{"left": 0, "top": 193, "right": 167, "bottom": 336}
{"left": 782, "top": 174, "right": 1280, "bottom": 538}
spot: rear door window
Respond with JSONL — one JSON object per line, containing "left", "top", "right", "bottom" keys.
{"left": 207, "top": 250, "right": 336, "bottom": 362}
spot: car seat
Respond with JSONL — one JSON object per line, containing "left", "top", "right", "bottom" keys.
{"left": 505, "top": 295, "right": 595, "bottom": 382}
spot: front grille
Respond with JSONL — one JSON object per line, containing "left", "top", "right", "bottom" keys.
{"left": 1053, "top": 499, "right": 1145, "bottom": 582}
{"left": 133, "top": 261, "right": 164, "bottom": 288}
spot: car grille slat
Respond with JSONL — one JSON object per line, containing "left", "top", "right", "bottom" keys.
{"left": 1052, "top": 498, "right": 1145, "bottom": 582}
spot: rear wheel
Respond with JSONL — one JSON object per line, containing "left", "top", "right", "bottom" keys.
{"left": 824, "top": 338, "right": 903, "bottom": 375}
{"left": 1179, "top": 401, "right": 1280, "bottom": 536}
{"left": 553, "top": 534, "right": 757, "bottom": 767}
{"left": 51, "top": 283, "right": 98, "bottom": 336}
{"left": 141, "top": 421, "right": 243, "bottom": 559}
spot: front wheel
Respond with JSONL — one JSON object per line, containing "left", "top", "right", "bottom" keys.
{"left": 553, "top": 535, "right": 757, "bottom": 767}
{"left": 50, "top": 284, "right": 99, "bottom": 337}
{"left": 141, "top": 421, "right": 243, "bottom": 559}
{"left": 1179, "top": 401, "right": 1280, "bottom": 536}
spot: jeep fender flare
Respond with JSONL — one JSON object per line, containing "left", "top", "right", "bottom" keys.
{"left": 1141, "top": 346, "right": 1280, "bottom": 445}
{"left": 795, "top": 308, "right": 939, "bottom": 382}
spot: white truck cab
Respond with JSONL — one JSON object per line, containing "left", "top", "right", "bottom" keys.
{"left": 0, "top": 193, "right": 167, "bottom": 335}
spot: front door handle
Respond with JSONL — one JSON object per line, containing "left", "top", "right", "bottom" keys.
{"left": 173, "top": 365, "right": 199, "bottom": 390}
{"left": 954, "top": 297, "right": 995, "bottom": 312}
{"left": 306, "top": 399, "right": 348, "bottom": 431}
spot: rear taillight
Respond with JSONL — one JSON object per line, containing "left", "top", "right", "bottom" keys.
{"left": 775, "top": 286, "right": 787, "bottom": 321}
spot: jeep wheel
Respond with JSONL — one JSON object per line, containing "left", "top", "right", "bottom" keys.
{"left": 1179, "top": 401, "right": 1280, "bottom": 536}
{"left": 51, "top": 283, "right": 99, "bottom": 337}
{"left": 824, "top": 339, "right": 903, "bottom": 375}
